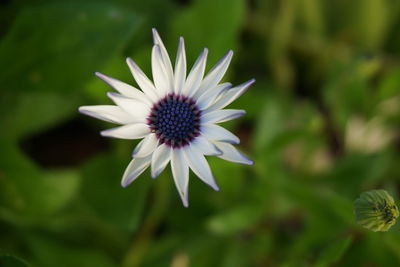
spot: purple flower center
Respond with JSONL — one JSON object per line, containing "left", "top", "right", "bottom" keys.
{"left": 147, "top": 93, "right": 201, "bottom": 148}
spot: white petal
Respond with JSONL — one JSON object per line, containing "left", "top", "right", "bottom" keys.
{"left": 121, "top": 155, "right": 152, "bottom": 187}
{"left": 184, "top": 146, "right": 219, "bottom": 191}
{"left": 132, "top": 133, "right": 159, "bottom": 158}
{"left": 101, "top": 123, "right": 150, "bottom": 139}
{"left": 79, "top": 105, "right": 134, "bottom": 124}
{"left": 171, "top": 149, "right": 189, "bottom": 207}
{"left": 152, "top": 45, "right": 171, "bottom": 96}
{"left": 201, "top": 124, "right": 240, "bottom": 144}
{"left": 201, "top": 109, "right": 246, "bottom": 124}
{"left": 107, "top": 92, "right": 149, "bottom": 121}
{"left": 95, "top": 72, "right": 152, "bottom": 105}
{"left": 151, "top": 144, "right": 172, "bottom": 178}
{"left": 182, "top": 48, "right": 208, "bottom": 97}
{"left": 196, "top": 82, "right": 231, "bottom": 110}
{"left": 152, "top": 28, "right": 174, "bottom": 89}
{"left": 191, "top": 136, "right": 222, "bottom": 156}
{"left": 174, "top": 37, "right": 186, "bottom": 94}
{"left": 206, "top": 79, "right": 255, "bottom": 112}
{"left": 214, "top": 141, "right": 254, "bottom": 165}
{"left": 126, "top": 57, "right": 160, "bottom": 102}
{"left": 194, "top": 50, "right": 233, "bottom": 99}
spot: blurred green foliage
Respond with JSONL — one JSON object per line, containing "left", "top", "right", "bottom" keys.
{"left": 1, "top": 0, "right": 400, "bottom": 266}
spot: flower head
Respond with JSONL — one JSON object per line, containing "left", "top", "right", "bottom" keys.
{"left": 79, "top": 29, "right": 254, "bottom": 207}
{"left": 354, "top": 189, "right": 399, "bottom": 232}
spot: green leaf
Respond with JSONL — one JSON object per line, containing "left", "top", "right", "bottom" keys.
{"left": 81, "top": 154, "right": 150, "bottom": 231}
{"left": 0, "top": 2, "right": 141, "bottom": 93}
{"left": 207, "top": 204, "right": 264, "bottom": 235}
{"left": 0, "top": 2, "right": 142, "bottom": 139}
{"left": 0, "top": 91, "right": 81, "bottom": 140}
{"left": 253, "top": 99, "right": 285, "bottom": 153}
{"left": 170, "top": 0, "right": 245, "bottom": 64}
{"left": 0, "top": 140, "right": 80, "bottom": 219}
{"left": 315, "top": 236, "right": 353, "bottom": 267}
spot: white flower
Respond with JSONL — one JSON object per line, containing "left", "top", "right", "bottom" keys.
{"left": 79, "top": 29, "right": 254, "bottom": 207}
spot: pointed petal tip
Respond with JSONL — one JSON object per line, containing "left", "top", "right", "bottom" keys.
{"left": 248, "top": 78, "right": 256, "bottom": 85}
{"left": 121, "top": 175, "right": 137, "bottom": 187}
{"left": 100, "top": 130, "right": 110, "bottom": 137}
{"left": 100, "top": 128, "right": 122, "bottom": 138}
{"left": 78, "top": 106, "right": 95, "bottom": 117}
{"left": 236, "top": 78, "right": 256, "bottom": 91}
{"left": 240, "top": 153, "right": 254, "bottom": 165}
{"left": 106, "top": 91, "right": 119, "bottom": 99}
{"left": 121, "top": 181, "right": 130, "bottom": 188}
{"left": 151, "top": 168, "right": 162, "bottom": 179}
{"left": 220, "top": 49, "right": 233, "bottom": 60}
{"left": 152, "top": 28, "right": 162, "bottom": 44}
{"left": 126, "top": 58, "right": 141, "bottom": 72}
{"left": 95, "top": 71, "right": 107, "bottom": 80}
{"left": 211, "top": 181, "right": 220, "bottom": 192}
{"left": 126, "top": 57, "right": 134, "bottom": 66}
{"left": 78, "top": 106, "right": 86, "bottom": 114}
{"left": 178, "top": 189, "right": 189, "bottom": 208}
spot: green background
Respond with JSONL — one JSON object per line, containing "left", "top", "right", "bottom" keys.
{"left": 1, "top": 0, "right": 400, "bottom": 266}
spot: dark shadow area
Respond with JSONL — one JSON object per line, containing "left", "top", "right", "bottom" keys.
{"left": 20, "top": 119, "right": 110, "bottom": 168}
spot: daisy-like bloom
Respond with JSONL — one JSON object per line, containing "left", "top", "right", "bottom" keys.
{"left": 79, "top": 29, "right": 254, "bottom": 207}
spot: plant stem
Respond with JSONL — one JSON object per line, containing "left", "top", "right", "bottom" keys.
{"left": 121, "top": 175, "right": 170, "bottom": 267}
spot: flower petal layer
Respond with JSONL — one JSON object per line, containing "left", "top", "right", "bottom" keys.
{"left": 201, "top": 109, "right": 246, "bottom": 124}
{"left": 101, "top": 123, "right": 150, "bottom": 139}
{"left": 207, "top": 79, "right": 255, "bottom": 112}
{"left": 132, "top": 133, "right": 159, "bottom": 158}
{"left": 183, "top": 48, "right": 208, "bottom": 97}
{"left": 214, "top": 141, "right": 253, "bottom": 165}
{"left": 95, "top": 72, "right": 152, "bottom": 105}
{"left": 171, "top": 149, "right": 189, "bottom": 207}
{"left": 121, "top": 155, "right": 152, "bottom": 187}
{"left": 174, "top": 37, "right": 187, "bottom": 94}
{"left": 201, "top": 124, "right": 240, "bottom": 144}
{"left": 151, "top": 144, "right": 172, "bottom": 178}
{"left": 78, "top": 105, "right": 135, "bottom": 124}
{"left": 184, "top": 146, "right": 219, "bottom": 191}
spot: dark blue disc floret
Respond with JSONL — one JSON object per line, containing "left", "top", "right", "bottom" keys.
{"left": 147, "top": 93, "right": 201, "bottom": 148}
